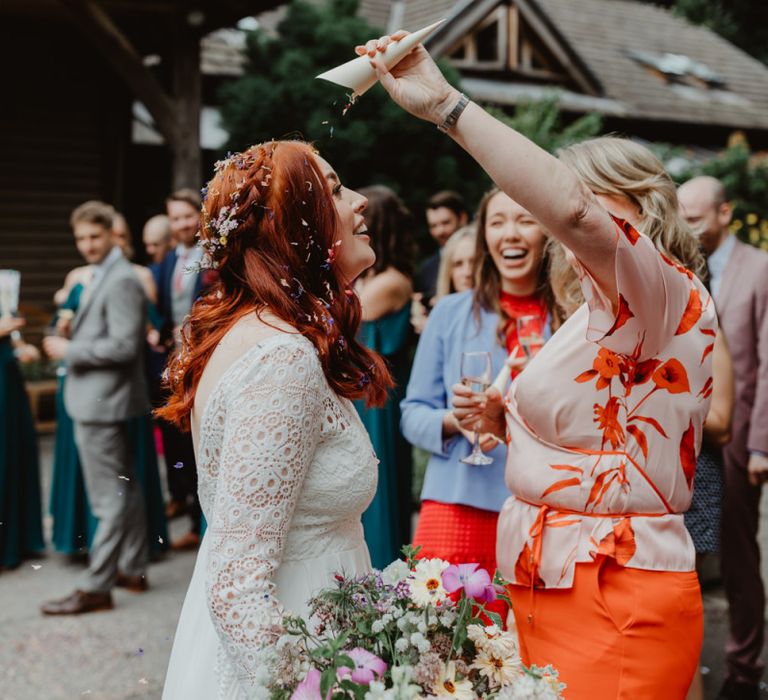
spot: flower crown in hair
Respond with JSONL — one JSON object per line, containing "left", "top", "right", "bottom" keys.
{"left": 186, "top": 147, "right": 275, "bottom": 273}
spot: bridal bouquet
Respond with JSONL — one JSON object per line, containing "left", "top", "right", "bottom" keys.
{"left": 269, "top": 548, "right": 564, "bottom": 699}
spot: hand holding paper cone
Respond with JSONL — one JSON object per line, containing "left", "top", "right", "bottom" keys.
{"left": 315, "top": 19, "right": 445, "bottom": 97}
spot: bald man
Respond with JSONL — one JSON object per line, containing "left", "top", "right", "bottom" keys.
{"left": 679, "top": 176, "right": 768, "bottom": 700}
{"left": 142, "top": 215, "right": 173, "bottom": 265}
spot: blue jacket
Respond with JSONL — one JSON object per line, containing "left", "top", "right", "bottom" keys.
{"left": 400, "top": 290, "right": 511, "bottom": 512}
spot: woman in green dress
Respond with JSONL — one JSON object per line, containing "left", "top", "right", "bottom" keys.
{"left": 353, "top": 185, "right": 415, "bottom": 569}
{"left": 0, "top": 316, "right": 45, "bottom": 569}
{"left": 49, "top": 269, "right": 168, "bottom": 557}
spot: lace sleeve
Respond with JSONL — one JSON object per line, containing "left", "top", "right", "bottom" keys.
{"left": 205, "top": 341, "right": 324, "bottom": 693}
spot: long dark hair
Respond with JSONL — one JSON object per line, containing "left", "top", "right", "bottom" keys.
{"left": 358, "top": 185, "right": 416, "bottom": 277}
{"left": 158, "top": 141, "right": 393, "bottom": 430}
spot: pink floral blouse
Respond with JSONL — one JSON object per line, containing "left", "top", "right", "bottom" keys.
{"left": 497, "top": 217, "right": 717, "bottom": 589}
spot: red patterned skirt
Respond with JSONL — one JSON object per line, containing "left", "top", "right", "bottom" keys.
{"left": 412, "top": 500, "right": 500, "bottom": 576}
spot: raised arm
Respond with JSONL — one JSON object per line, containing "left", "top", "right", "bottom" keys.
{"left": 363, "top": 38, "right": 618, "bottom": 303}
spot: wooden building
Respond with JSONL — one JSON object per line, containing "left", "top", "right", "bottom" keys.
{"left": 351, "top": 0, "right": 768, "bottom": 148}
{"left": 0, "top": 1, "right": 282, "bottom": 326}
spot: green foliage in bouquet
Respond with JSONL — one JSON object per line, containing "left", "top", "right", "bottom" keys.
{"left": 268, "top": 547, "right": 565, "bottom": 699}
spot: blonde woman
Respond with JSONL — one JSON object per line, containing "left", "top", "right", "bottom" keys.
{"left": 364, "top": 32, "right": 714, "bottom": 698}
{"left": 435, "top": 224, "right": 477, "bottom": 299}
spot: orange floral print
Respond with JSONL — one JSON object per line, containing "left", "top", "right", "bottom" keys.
{"left": 651, "top": 359, "right": 690, "bottom": 394}
{"left": 594, "top": 396, "right": 624, "bottom": 449}
{"left": 605, "top": 294, "right": 634, "bottom": 336}
{"left": 679, "top": 421, "right": 696, "bottom": 489}
{"left": 595, "top": 519, "right": 637, "bottom": 565}
{"left": 576, "top": 348, "right": 625, "bottom": 390}
{"left": 674, "top": 288, "right": 704, "bottom": 336}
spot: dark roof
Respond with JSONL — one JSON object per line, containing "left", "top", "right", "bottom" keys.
{"left": 358, "top": 0, "right": 768, "bottom": 132}
{"left": 537, "top": 0, "right": 768, "bottom": 130}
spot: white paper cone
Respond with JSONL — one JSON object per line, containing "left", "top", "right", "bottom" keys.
{"left": 316, "top": 19, "right": 445, "bottom": 97}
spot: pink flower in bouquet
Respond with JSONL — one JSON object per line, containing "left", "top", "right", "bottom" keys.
{"left": 442, "top": 563, "right": 496, "bottom": 603}
{"left": 290, "top": 668, "right": 330, "bottom": 700}
{"left": 338, "top": 648, "right": 387, "bottom": 685}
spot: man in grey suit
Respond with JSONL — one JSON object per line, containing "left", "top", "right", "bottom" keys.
{"left": 42, "top": 201, "right": 150, "bottom": 615}
{"left": 679, "top": 177, "right": 768, "bottom": 700}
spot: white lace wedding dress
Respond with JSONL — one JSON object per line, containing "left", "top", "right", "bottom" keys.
{"left": 163, "top": 334, "right": 378, "bottom": 699}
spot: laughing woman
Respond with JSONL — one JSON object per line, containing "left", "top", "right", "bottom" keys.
{"left": 401, "top": 188, "right": 554, "bottom": 577}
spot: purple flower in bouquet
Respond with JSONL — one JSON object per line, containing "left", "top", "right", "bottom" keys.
{"left": 290, "top": 668, "right": 330, "bottom": 700}
{"left": 442, "top": 563, "right": 497, "bottom": 603}
{"left": 338, "top": 648, "right": 387, "bottom": 685}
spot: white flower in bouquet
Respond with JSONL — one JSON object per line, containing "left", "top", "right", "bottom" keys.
{"left": 365, "top": 666, "right": 425, "bottom": 700}
{"left": 408, "top": 558, "right": 449, "bottom": 607}
{"left": 382, "top": 559, "right": 411, "bottom": 586}
{"left": 431, "top": 661, "right": 474, "bottom": 699}
{"left": 471, "top": 647, "right": 523, "bottom": 689}
{"left": 467, "top": 624, "right": 518, "bottom": 658}
{"left": 496, "top": 666, "right": 565, "bottom": 699}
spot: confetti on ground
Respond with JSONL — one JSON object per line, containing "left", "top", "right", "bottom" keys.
{"left": 173, "top": 462, "right": 184, "bottom": 469}
{"left": 31, "top": 564, "right": 42, "bottom": 570}
{"left": 118, "top": 475, "right": 130, "bottom": 481}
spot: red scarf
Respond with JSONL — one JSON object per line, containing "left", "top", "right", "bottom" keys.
{"left": 499, "top": 291, "right": 548, "bottom": 375}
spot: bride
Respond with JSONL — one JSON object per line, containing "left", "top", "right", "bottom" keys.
{"left": 159, "top": 140, "right": 392, "bottom": 698}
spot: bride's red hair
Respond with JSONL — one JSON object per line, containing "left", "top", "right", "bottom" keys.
{"left": 158, "top": 140, "right": 393, "bottom": 431}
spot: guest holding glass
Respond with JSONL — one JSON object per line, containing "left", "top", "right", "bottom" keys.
{"left": 401, "top": 187, "right": 554, "bottom": 576}
{"left": 354, "top": 185, "right": 415, "bottom": 568}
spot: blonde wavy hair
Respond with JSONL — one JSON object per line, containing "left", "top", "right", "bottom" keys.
{"left": 435, "top": 224, "right": 477, "bottom": 299}
{"left": 551, "top": 136, "right": 704, "bottom": 320}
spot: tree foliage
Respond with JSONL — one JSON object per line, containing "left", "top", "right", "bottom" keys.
{"left": 488, "top": 97, "right": 603, "bottom": 153}
{"left": 219, "top": 0, "right": 491, "bottom": 249}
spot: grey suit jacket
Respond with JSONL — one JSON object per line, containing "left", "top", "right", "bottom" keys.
{"left": 64, "top": 255, "right": 150, "bottom": 423}
{"left": 717, "top": 238, "right": 768, "bottom": 470}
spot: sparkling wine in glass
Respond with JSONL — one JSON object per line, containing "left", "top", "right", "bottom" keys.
{"left": 459, "top": 351, "right": 494, "bottom": 466}
{"left": 516, "top": 314, "right": 545, "bottom": 359}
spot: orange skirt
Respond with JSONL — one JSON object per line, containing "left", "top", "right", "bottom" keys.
{"left": 508, "top": 556, "right": 703, "bottom": 699}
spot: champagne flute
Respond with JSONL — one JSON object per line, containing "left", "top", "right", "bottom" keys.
{"left": 459, "top": 350, "right": 494, "bottom": 466}
{"left": 516, "top": 314, "right": 545, "bottom": 360}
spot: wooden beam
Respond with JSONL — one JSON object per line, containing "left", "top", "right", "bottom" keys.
{"left": 171, "top": 20, "right": 202, "bottom": 189}
{"left": 508, "top": 4, "right": 518, "bottom": 69}
{"left": 57, "top": 0, "right": 178, "bottom": 143}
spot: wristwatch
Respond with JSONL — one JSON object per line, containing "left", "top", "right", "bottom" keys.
{"left": 437, "top": 93, "right": 470, "bottom": 133}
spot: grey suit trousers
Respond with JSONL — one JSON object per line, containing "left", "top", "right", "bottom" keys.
{"left": 74, "top": 421, "right": 148, "bottom": 593}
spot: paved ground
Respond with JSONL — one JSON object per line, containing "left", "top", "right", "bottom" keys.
{"left": 1, "top": 436, "right": 768, "bottom": 698}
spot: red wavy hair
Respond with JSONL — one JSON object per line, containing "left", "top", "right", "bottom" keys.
{"left": 157, "top": 140, "right": 393, "bottom": 430}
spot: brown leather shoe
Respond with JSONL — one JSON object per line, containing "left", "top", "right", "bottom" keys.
{"left": 171, "top": 531, "right": 201, "bottom": 551}
{"left": 41, "top": 590, "right": 113, "bottom": 616}
{"left": 165, "top": 499, "right": 188, "bottom": 520}
{"left": 115, "top": 571, "right": 149, "bottom": 593}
